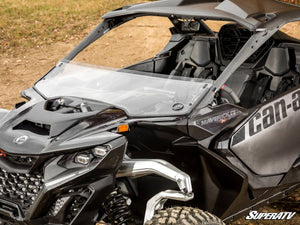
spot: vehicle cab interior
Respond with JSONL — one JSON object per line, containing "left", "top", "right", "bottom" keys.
{"left": 124, "top": 19, "right": 300, "bottom": 109}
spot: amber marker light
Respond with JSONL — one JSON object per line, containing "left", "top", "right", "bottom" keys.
{"left": 118, "top": 124, "right": 129, "bottom": 133}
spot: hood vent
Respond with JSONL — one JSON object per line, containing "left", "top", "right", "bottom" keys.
{"left": 7, "top": 97, "right": 113, "bottom": 138}
{"left": 13, "top": 120, "right": 51, "bottom": 136}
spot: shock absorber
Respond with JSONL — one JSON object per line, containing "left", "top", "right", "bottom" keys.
{"left": 103, "top": 187, "right": 134, "bottom": 225}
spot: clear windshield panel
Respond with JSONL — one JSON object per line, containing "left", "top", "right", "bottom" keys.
{"left": 35, "top": 61, "right": 213, "bottom": 117}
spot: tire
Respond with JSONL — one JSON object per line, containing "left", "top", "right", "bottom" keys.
{"left": 145, "top": 207, "right": 225, "bottom": 225}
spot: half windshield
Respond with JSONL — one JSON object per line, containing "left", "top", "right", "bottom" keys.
{"left": 35, "top": 61, "right": 212, "bottom": 117}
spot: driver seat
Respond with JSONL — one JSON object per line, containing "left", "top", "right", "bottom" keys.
{"left": 170, "top": 37, "right": 218, "bottom": 79}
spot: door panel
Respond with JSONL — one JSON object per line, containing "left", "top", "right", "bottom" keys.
{"left": 231, "top": 86, "right": 300, "bottom": 175}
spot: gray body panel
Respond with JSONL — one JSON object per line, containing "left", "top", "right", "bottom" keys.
{"left": 231, "top": 86, "right": 300, "bottom": 175}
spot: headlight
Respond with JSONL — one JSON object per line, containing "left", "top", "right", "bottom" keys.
{"left": 74, "top": 154, "right": 92, "bottom": 165}
{"left": 74, "top": 145, "right": 111, "bottom": 165}
{"left": 92, "top": 146, "right": 109, "bottom": 157}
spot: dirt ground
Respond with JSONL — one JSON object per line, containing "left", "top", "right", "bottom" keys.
{"left": 0, "top": 16, "right": 299, "bottom": 225}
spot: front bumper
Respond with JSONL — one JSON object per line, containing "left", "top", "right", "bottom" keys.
{"left": 0, "top": 137, "right": 127, "bottom": 225}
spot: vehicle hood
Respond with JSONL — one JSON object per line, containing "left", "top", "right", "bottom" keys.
{"left": 0, "top": 97, "right": 126, "bottom": 155}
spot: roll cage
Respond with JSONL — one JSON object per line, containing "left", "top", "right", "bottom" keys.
{"left": 63, "top": 0, "right": 300, "bottom": 111}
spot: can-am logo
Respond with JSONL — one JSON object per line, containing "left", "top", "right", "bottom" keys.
{"left": 231, "top": 88, "right": 300, "bottom": 146}
{"left": 246, "top": 211, "right": 296, "bottom": 220}
{"left": 248, "top": 89, "right": 300, "bottom": 137}
{"left": 14, "top": 135, "right": 29, "bottom": 145}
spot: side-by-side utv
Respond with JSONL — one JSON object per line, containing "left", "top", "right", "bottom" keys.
{"left": 0, "top": 0, "right": 299, "bottom": 224}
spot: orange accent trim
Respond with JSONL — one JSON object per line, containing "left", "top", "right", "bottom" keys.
{"left": 0, "top": 149, "right": 6, "bottom": 157}
{"left": 118, "top": 124, "right": 129, "bottom": 133}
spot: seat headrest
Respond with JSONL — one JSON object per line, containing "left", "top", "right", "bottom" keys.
{"left": 265, "top": 47, "right": 290, "bottom": 76}
{"left": 190, "top": 40, "right": 211, "bottom": 67}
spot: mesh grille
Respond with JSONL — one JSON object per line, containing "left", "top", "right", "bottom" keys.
{"left": 0, "top": 169, "right": 44, "bottom": 210}
{"left": 48, "top": 188, "right": 91, "bottom": 223}
{"left": 66, "top": 195, "right": 88, "bottom": 222}
{"left": 6, "top": 154, "right": 36, "bottom": 167}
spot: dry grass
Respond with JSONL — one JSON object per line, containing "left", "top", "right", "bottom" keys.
{"left": 0, "top": 0, "right": 299, "bottom": 55}
{"left": 281, "top": 22, "right": 300, "bottom": 38}
{"left": 0, "top": 0, "right": 148, "bottom": 54}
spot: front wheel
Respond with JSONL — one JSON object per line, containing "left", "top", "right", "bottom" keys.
{"left": 145, "top": 207, "right": 225, "bottom": 225}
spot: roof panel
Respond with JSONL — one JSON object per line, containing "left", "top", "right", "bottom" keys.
{"left": 103, "top": 0, "right": 300, "bottom": 30}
